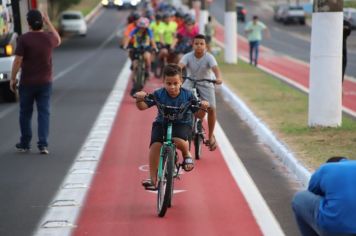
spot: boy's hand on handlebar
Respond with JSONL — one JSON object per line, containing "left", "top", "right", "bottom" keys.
{"left": 200, "top": 100, "right": 209, "bottom": 110}
{"left": 215, "top": 78, "right": 223, "bottom": 85}
{"left": 134, "top": 91, "right": 147, "bottom": 101}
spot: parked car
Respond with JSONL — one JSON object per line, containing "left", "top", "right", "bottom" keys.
{"left": 344, "top": 8, "right": 356, "bottom": 30}
{"left": 274, "top": 4, "right": 305, "bottom": 25}
{"left": 236, "top": 3, "right": 247, "bottom": 22}
{"left": 59, "top": 11, "right": 87, "bottom": 37}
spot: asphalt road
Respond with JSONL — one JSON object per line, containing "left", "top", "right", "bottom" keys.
{"left": 210, "top": 0, "right": 356, "bottom": 78}
{"left": 0, "top": 8, "right": 128, "bottom": 236}
{"left": 0, "top": 5, "right": 302, "bottom": 236}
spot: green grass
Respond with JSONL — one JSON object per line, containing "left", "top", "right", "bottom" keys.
{"left": 216, "top": 53, "right": 356, "bottom": 170}
{"left": 345, "top": 0, "right": 356, "bottom": 8}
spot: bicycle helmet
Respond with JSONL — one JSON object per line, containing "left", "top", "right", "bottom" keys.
{"left": 155, "top": 14, "right": 162, "bottom": 21}
{"left": 131, "top": 12, "right": 141, "bottom": 21}
{"left": 137, "top": 17, "right": 150, "bottom": 28}
{"left": 162, "top": 13, "right": 170, "bottom": 20}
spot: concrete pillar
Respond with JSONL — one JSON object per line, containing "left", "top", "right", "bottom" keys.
{"left": 224, "top": 0, "right": 237, "bottom": 63}
{"left": 308, "top": 0, "right": 343, "bottom": 127}
{"left": 199, "top": 0, "right": 209, "bottom": 34}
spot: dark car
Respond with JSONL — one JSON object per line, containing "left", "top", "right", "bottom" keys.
{"left": 344, "top": 8, "right": 356, "bottom": 30}
{"left": 236, "top": 3, "right": 247, "bottom": 22}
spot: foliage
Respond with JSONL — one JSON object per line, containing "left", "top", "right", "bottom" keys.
{"left": 344, "top": 0, "right": 356, "bottom": 8}
{"left": 48, "top": 0, "right": 82, "bottom": 19}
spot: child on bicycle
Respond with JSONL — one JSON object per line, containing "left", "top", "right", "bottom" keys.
{"left": 135, "top": 64, "right": 209, "bottom": 190}
{"left": 122, "top": 17, "right": 158, "bottom": 95}
{"left": 178, "top": 34, "right": 222, "bottom": 151}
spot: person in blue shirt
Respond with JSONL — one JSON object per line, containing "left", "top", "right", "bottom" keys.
{"left": 292, "top": 157, "right": 356, "bottom": 236}
{"left": 135, "top": 64, "right": 209, "bottom": 190}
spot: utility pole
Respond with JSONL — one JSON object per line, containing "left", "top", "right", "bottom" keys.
{"left": 308, "top": 0, "right": 343, "bottom": 127}
{"left": 199, "top": 0, "right": 208, "bottom": 34}
{"left": 224, "top": 0, "right": 237, "bottom": 63}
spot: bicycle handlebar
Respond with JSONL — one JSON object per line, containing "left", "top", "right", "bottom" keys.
{"left": 183, "top": 76, "right": 217, "bottom": 84}
{"left": 134, "top": 93, "right": 206, "bottom": 121}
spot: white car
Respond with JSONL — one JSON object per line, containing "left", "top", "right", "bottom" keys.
{"left": 59, "top": 11, "right": 87, "bottom": 37}
{"left": 274, "top": 4, "right": 306, "bottom": 25}
{"left": 117, "top": 0, "right": 140, "bottom": 10}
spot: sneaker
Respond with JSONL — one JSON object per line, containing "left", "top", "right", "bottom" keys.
{"left": 15, "top": 143, "right": 30, "bottom": 152}
{"left": 39, "top": 147, "right": 49, "bottom": 155}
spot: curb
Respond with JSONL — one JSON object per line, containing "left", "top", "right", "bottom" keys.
{"left": 208, "top": 18, "right": 312, "bottom": 186}
{"left": 84, "top": 3, "right": 102, "bottom": 23}
{"left": 219, "top": 85, "right": 311, "bottom": 186}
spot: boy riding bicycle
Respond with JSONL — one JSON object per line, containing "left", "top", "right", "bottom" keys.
{"left": 122, "top": 17, "right": 158, "bottom": 95}
{"left": 135, "top": 64, "right": 209, "bottom": 190}
{"left": 178, "top": 34, "right": 222, "bottom": 151}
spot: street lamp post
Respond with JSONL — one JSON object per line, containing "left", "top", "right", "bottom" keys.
{"left": 224, "top": 0, "right": 237, "bottom": 63}
{"left": 308, "top": 0, "right": 343, "bottom": 127}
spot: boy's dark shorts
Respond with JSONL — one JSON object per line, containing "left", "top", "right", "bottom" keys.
{"left": 150, "top": 122, "right": 191, "bottom": 146}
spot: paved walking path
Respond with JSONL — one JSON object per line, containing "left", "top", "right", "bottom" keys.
{"left": 214, "top": 24, "right": 356, "bottom": 118}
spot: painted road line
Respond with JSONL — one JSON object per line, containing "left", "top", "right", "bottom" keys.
{"left": 32, "top": 61, "right": 130, "bottom": 236}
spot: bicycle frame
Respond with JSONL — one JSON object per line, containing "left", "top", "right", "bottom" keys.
{"left": 184, "top": 76, "right": 216, "bottom": 159}
{"left": 157, "top": 122, "right": 176, "bottom": 180}
{"left": 143, "top": 94, "right": 199, "bottom": 217}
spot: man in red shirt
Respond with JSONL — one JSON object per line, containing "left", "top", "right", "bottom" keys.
{"left": 10, "top": 9, "right": 61, "bottom": 154}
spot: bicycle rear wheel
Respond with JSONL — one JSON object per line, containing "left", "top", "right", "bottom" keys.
{"left": 194, "top": 120, "right": 203, "bottom": 160}
{"left": 157, "top": 146, "right": 174, "bottom": 217}
{"left": 134, "top": 60, "right": 145, "bottom": 91}
{"left": 154, "top": 59, "right": 164, "bottom": 79}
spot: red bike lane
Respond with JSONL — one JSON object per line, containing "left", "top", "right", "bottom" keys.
{"left": 214, "top": 25, "right": 356, "bottom": 114}
{"left": 72, "top": 79, "right": 263, "bottom": 236}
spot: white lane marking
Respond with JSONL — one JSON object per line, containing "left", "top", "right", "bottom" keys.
{"left": 32, "top": 60, "right": 131, "bottom": 236}
{"left": 147, "top": 190, "right": 187, "bottom": 194}
{"left": 139, "top": 165, "right": 150, "bottom": 172}
{"left": 215, "top": 122, "right": 286, "bottom": 236}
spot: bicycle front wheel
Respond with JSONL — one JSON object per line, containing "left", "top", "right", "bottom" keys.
{"left": 157, "top": 146, "right": 174, "bottom": 217}
{"left": 194, "top": 120, "right": 203, "bottom": 160}
{"left": 134, "top": 60, "right": 145, "bottom": 91}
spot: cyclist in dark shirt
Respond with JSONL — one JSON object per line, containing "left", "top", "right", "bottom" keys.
{"left": 134, "top": 64, "right": 208, "bottom": 190}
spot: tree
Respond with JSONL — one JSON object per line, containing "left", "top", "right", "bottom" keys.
{"left": 48, "top": 0, "right": 82, "bottom": 19}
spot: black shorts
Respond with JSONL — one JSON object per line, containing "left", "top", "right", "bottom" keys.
{"left": 150, "top": 122, "right": 191, "bottom": 146}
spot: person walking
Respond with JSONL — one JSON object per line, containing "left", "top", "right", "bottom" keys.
{"left": 10, "top": 9, "right": 61, "bottom": 154}
{"left": 204, "top": 15, "right": 215, "bottom": 52}
{"left": 342, "top": 19, "right": 352, "bottom": 83}
{"left": 292, "top": 157, "right": 356, "bottom": 236}
{"left": 244, "top": 15, "right": 269, "bottom": 66}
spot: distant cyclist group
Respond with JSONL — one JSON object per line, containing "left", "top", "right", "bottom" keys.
{"left": 123, "top": 1, "right": 222, "bottom": 216}
{"left": 121, "top": 3, "right": 204, "bottom": 95}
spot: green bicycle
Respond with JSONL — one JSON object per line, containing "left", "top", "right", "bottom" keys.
{"left": 144, "top": 94, "right": 203, "bottom": 217}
